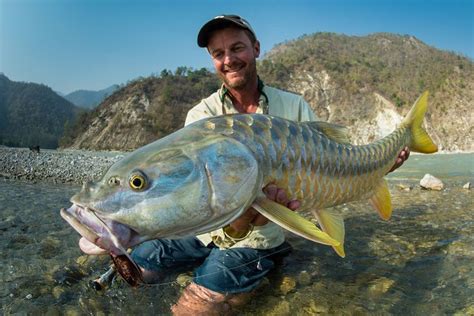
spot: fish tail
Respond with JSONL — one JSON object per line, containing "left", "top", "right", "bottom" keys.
{"left": 401, "top": 91, "right": 438, "bottom": 153}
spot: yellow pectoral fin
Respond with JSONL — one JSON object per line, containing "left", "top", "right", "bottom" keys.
{"left": 252, "top": 197, "right": 340, "bottom": 247}
{"left": 369, "top": 179, "right": 392, "bottom": 220}
{"left": 312, "top": 209, "right": 346, "bottom": 258}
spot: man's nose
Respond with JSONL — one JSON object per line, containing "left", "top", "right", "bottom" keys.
{"left": 223, "top": 51, "right": 236, "bottom": 65}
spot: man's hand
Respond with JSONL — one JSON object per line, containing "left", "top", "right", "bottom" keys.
{"left": 388, "top": 146, "right": 410, "bottom": 173}
{"left": 229, "top": 184, "right": 300, "bottom": 233}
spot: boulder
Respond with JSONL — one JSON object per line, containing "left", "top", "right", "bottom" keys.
{"left": 420, "top": 174, "right": 444, "bottom": 191}
{"left": 463, "top": 182, "right": 471, "bottom": 190}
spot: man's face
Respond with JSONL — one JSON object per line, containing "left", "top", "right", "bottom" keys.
{"left": 207, "top": 27, "right": 260, "bottom": 90}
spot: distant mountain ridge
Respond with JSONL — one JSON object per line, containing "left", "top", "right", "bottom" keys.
{"left": 0, "top": 74, "right": 80, "bottom": 148}
{"left": 65, "top": 84, "right": 119, "bottom": 109}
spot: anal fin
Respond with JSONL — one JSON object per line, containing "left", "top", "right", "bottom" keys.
{"left": 369, "top": 179, "right": 392, "bottom": 220}
{"left": 312, "top": 209, "right": 346, "bottom": 257}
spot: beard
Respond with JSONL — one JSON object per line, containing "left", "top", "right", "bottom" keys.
{"left": 219, "top": 58, "right": 258, "bottom": 90}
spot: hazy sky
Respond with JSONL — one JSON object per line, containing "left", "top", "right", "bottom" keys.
{"left": 1, "top": 0, "right": 472, "bottom": 94}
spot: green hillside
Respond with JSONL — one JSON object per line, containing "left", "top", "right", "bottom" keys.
{"left": 0, "top": 74, "right": 80, "bottom": 149}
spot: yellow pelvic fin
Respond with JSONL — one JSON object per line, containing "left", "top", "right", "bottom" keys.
{"left": 369, "top": 179, "right": 392, "bottom": 220}
{"left": 312, "top": 209, "right": 346, "bottom": 258}
{"left": 401, "top": 91, "right": 438, "bottom": 153}
{"left": 252, "top": 197, "right": 340, "bottom": 247}
{"left": 306, "top": 121, "right": 351, "bottom": 144}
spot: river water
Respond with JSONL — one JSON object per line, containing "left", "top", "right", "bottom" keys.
{"left": 0, "top": 153, "right": 472, "bottom": 315}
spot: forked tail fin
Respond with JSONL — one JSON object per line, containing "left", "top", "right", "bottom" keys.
{"left": 400, "top": 91, "right": 438, "bottom": 153}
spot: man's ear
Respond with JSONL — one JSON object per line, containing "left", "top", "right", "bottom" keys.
{"left": 254, "top": 40, "right": 261, "bottom": 58}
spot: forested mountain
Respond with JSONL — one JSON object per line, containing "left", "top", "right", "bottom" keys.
{"left": 258, "top": 33, "right": 473, "bottom": 151}
{"left": 62, "top": 33, "right": 472, "bottom": 152}
{"left": 65, "top": 85, "right": 119, "bottom": 109}
{"left": 61, "top": 68, "right": 219, "bottom": 150}
{"left": 0, "top": 74, "right": 80, "bottom": 149}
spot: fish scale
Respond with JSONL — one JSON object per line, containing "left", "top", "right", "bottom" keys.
{"left": 201, "top": 113, "right": 409, "bottom": 211}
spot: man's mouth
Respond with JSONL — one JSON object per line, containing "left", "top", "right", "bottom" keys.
{"left": 224, "top": 63, "right": 245, "bottom": 75}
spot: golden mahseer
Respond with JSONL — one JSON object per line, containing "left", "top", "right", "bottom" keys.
{"left": 61, "top": 91, "right": 437, "bottom": 284}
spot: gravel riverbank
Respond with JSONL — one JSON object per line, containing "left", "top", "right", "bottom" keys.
{"left": 0, "top": 147, "right": 125, "bottom": 184}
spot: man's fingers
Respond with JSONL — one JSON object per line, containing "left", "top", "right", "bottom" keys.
{"left": 276, "top": 188, "right": 288, "bottom": 204}
{"left": 263, "top": 184, "right": 278, "bottom": 200}
{"left": 287, "top": 200, "right": 300, "bottom": 211}
{"left": 230, "top": 207, "right": 258, "bottom": 232}
{"left": 252, "top": 214, "right": 269, "bottom": 226}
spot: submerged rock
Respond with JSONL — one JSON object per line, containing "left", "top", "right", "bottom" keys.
{"left": 397, "top": 183, "right": 413, "bottom": 191}
{"left": 279, "top": 276, "right": 297, "bottom": 295}
{"left": 176, "top": 272, "right": 193, "bottom": 288}
{"left": 297, "top": 270, "right": 312, "bottom": 286}
{"left": 420, "top": 174, "right": 444, "bottom": 191}
{"left": 368, "top": 277, "right": 395, "bottom": 297}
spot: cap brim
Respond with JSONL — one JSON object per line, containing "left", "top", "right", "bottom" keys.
{"left": 197, "top": 19, "right": 236, "bottom": 47}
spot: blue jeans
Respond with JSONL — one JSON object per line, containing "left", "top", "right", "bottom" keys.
{"left": 131, "top": 237, "right": 291, "bottom": 294}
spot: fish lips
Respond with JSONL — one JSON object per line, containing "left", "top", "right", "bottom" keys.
{"left": 60, "top": 204, "right": 140, "bottom": 256}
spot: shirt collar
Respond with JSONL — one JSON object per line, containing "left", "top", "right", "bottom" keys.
{"left": 219, "top": 77, "right": 269, "bottom": 114}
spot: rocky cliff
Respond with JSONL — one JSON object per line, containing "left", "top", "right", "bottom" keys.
{"left": 259, "top": 33, "right": 473, "bottom": 152}
{"left": 62, "top": 68, "right": 219, "bottom": 151}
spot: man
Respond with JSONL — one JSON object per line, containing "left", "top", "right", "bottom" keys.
{"left": 131, "top": 15, "right": 409, "bottom": 315}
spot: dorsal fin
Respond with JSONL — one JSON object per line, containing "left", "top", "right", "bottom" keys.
{"left": 305, "top": 121, "right": 351, "bottom": 144}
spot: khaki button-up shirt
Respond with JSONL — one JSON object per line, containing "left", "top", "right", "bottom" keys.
{"left": 185, "top": 83, "right": 318, "bottom": 250}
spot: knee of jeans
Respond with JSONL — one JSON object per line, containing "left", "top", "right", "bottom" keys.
{"left": 130, "top": 240, "right": 165, "bottom": 271}
{"left": 194, "top": 251, "right": 274, "bottom": 293}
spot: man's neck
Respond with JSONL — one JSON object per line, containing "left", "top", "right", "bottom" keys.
{"left": 225, "top": 79, "right": 260, "bottom": 114}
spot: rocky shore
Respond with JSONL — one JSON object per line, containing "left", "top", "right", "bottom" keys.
{"left": 0, "top": 146, "right": 125, "bottom": 185}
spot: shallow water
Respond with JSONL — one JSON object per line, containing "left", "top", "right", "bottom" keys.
{"left": 0, "top": 154, "right": 472, "bottom": 315}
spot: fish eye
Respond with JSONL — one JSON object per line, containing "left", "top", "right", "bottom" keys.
{"left": 129, "top": 173, "right": 147, "bottom": 191}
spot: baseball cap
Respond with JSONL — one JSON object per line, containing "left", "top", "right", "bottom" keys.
{"left": 197, "top": 14, "right": 257, "bottom": 47}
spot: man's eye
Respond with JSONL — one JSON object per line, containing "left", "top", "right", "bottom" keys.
{"left": 212, "top": 52, "right": 223, "bottom": 59}
{"left": 233, "top": 45, "right": 245, "bottom": 52}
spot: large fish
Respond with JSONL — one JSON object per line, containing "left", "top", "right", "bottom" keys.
{"left": 61, "top": 92, "right": 437, "bottom": 285}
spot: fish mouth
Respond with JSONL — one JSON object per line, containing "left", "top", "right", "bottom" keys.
{"left": 60, "top": 204, "right": 142, "bottom": 256}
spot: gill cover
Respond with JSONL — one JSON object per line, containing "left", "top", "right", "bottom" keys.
{"left": 197, "top": 136, "right": 261, "bottom": 219}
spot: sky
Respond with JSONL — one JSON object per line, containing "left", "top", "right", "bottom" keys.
{"left": 0, "top": 0, "right": 472, "bottom": 94}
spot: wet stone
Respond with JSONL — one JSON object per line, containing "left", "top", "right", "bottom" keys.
{"left": 302, "top": 299, "right": 329, "bottom": 314}
{"left": 297, "top": 270, "right": 312, "bottom": 286}
{"left": 64, "top": 305, "right": 82, "bottom": 316}
{"left": 76, "top": 255, "right": 90, "bottom": 266}
{"left": 52, "top": 266, "right": 86, "bottom": 285}
{"left": 8, "top": 234, "right": 33, "bottom": 249}
{"left": 454, "top": 305, "right": 474, "bottom": 316}
{"left": 39, "top": 236, "right": 61, "bottom": 259}
{"left": 268, "top": 299, "right": 291, "bottom": 315}
{"left": 397, "top": 183, "right": 413, "bottom": 191}
{"left": 52, "top": 286, "right": 65, "bottom": 300}
{"left": 279, "top": 276, "right": 297, "bottom": 295}
{"left": 420, "top": 174, "right": 444, "bottom": 191}
{"left": 368, "top": 277, "right": 395, "bottom": 297}
{"left": 176, "top": 272, "right": 193, "bottom": 288}
{"left": 447, "top": 240, "right": 471, "bottom": 256}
